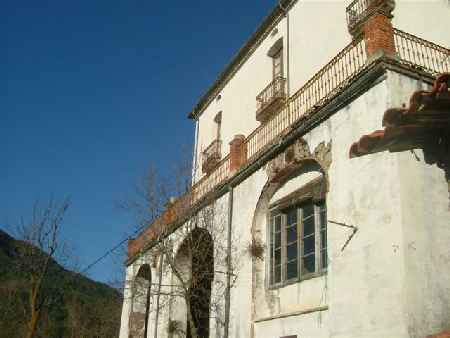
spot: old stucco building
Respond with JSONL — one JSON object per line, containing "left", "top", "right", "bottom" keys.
{"left": 120, "top": 1, "right": 450, "bottom": 338}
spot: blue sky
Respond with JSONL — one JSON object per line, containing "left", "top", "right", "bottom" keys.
{"left": 1, "top": 0, "right": 276, "bottom": 284}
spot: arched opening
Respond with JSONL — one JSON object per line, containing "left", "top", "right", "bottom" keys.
{"left": 129, "top": 264, "right": 152, "bottom": 338}
{"left": 251, "top": 154, "right": 329, "bottom": 317}
{"left": 174, "top": 228, "right": 214, "bottom": 338}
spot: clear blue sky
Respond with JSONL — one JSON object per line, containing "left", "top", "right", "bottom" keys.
{"left": 1, "top": 0, "right": 276, "bottom": 284}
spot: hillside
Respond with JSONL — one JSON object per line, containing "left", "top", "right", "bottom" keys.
{"left": 0, "top": 229, "right": 123, "bottom": 338}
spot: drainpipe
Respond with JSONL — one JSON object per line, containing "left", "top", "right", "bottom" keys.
{"left": 192, "top": 120, "right": 200, "bottom": 184}
{"left": 224, "top": 186, "right": 234, "bottom": 338}
{"left": 279, "top": 1, "right": 290, "bottom": 96}
{"left": 154, "top": 254, "right": 164, "bottom": 338}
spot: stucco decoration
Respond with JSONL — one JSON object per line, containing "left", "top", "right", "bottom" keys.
{"left": 266, "top": 138, "right": 332, "bottom": 185}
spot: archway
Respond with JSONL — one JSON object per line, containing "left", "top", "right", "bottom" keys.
{"left": 129, "top": 264, "right": 152, "bottom": 338}
{"left": 250, "top": 138, "right": 331, "bottom": 321}
{"left": 174, "top": 228, "right": 214, "bottom": 338}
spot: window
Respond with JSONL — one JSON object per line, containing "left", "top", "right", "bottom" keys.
{"left": 272, "top": 48, "right": 283, "bottom": 79}
{"left": 267, "top": 37, "right": 283, "bottom": 79}
{"left": 214, "top": 111, "right": 222, "bottom": 140}
{"left": 269, "top": 200, "right": 327, "bottom": 286}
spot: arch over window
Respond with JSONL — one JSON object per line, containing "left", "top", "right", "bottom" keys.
{"left": 251, "top": 138, "right": 331, "bottom": 292}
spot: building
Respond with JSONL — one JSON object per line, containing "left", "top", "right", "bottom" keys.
{"left": 119, "top": 1, "right": 450, "bottom": 337}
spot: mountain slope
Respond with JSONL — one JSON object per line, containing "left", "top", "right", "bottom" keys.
{"left": 0, "top": 229, "right": 123, "bottom": 338}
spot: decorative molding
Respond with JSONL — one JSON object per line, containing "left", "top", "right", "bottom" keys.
{"left": 266, "top": 138, "right": 332, "bottom": 183}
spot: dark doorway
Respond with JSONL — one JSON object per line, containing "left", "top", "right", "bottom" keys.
{"left": 185, "top": 228, "right": 214, "bottom": 338}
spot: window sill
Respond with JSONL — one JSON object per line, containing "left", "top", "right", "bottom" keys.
{"left": 253, "top": 305, "right": 329, "bottom": 323}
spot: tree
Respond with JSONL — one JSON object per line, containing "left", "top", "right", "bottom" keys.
{"left": 123, "top": 160, "right": 240, "bottom": 338}
{"left": 12, "top": 197, "right": 71, "bottom": 338}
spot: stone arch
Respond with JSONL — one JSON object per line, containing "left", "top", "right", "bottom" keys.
{"left": 129, "top": 264, "right": 152, "bottom": 338}
{"left": 250, "top": 138, "right": 331, "bottom": 317}
{"left": 172, "top": 227, "right": 214, "bottom": 338}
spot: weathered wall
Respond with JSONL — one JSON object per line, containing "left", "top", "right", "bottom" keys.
{"left": 387, "top": 72, "right": 450, "bottom": 338}
{"left": 227, "top": 70, "right": 450, "bottom": 338}
{"left": 122, "top": 70, "right": 450, "bottom": 338}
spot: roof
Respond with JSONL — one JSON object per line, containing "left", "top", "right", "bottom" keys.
{"left": 188, "top": 0, "right": 297, "bottom": 120}
{"left": 349, "top": 73, "right": 450, "bottom": 159}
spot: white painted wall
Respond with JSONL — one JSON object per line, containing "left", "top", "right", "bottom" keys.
{"left": 192, "top": 0, "right": 450, "bottom": 184}
{"left": 393, "top": 0, "right": 450, "bottom": 48}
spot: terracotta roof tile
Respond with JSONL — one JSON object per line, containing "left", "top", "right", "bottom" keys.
{"left": 350, "top": 73, "right": 450, "bottom": 158}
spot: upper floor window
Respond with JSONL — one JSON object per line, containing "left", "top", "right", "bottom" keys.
{"left": 272, "top": 48, "right": 283, "bottom": 79}
{"left": 201, "top": 111, "right": 222, "bottom": 174}
{"left": 268, "top": 37, "right": 283, "bottom": 79}
{"left": 214, "top": 111, "right": 222, "bottom": 140}
{"left": 269, "top": 200, "right": 327, "bottom": 286}
{"left": 256, "top": 38, "right": 286, "bottom": 123}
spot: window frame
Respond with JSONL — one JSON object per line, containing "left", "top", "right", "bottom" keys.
{"left": 268, "top": 199, "right": 327, "bottom": 289}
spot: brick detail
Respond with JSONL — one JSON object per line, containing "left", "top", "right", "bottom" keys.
{"left": 427, "top": 330, "right": 450, "bottom": 338}
{"left": 128, "top": 238, "right": 138, "bottom": 257}
{"left": 363, "top": 13, "right": 396, "bottom": 58}
{"left": 229, "top": 134, "right": 247, "bottom": 173}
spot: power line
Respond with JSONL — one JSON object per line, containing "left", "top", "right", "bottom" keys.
{"left": 78, "top": 222, "right": 152, "bottom": 275}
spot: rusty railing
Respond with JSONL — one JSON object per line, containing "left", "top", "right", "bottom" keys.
{"left": 202, "top": 139, "right": 222, "bottom": 173}
{"left": 246, "top": 37, "right": 367, "bottom": 160}
{"left": 256, "top": 76, "right": 287, "bottom": 118}
{"left": 394, "top": 28, "right": 450, "bottom": 75}
{"left": 194, "top": 155, "right": 230, "bottom": 203}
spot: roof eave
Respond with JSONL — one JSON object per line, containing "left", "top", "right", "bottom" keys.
{"left": 187, "top": 0, "right": 297, "bottom": 120}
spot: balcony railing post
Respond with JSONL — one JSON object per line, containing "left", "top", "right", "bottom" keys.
{"left": 363, "top": 10, "right": 396, "bottom": 60}
{"left": 229, "top": 135, "right": 246, "bottom": 173}
{"left": 347, "top": 0, "right": 396, "bottom": 60}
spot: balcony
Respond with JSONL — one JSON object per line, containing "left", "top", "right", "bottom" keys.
{"left": 128, "top": 29, "right": 449, "bottom": 262}
{"left": 256, "top": 76, "right": 287, "bottom": 123}
{"left": 202, "top": 139, "right": 222, "bottom": 174}
{"left": 346, "top": 0, "right": 395, "bottom": 36}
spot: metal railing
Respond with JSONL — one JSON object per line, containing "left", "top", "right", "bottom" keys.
{"left": 246, "top": 37, "right": 368, "bottom": 160}
{"left": 194, "top": 155, "right": 230, "bottom": 203}
{"left": 256, "top": 76, "right": 287, "bottom": 113}
{"left": 202, "top": 139, "right": 222, "bottom": 173}
{"left": 394, "top": 29, "right": 450, "bottom": 75}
